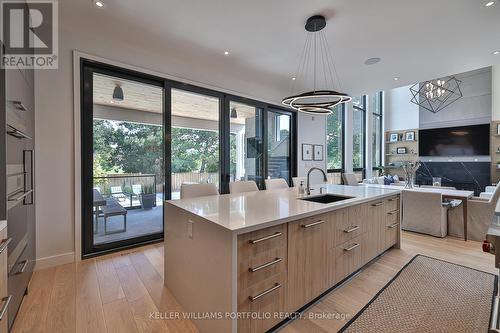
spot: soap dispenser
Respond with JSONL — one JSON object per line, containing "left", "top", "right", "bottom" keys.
{"left": 298, "top": 181, "right": 305, "bottom": 195}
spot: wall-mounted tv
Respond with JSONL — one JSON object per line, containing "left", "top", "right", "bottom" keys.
{"left": 419, "top": 124, "right": 490, "bottom": 157}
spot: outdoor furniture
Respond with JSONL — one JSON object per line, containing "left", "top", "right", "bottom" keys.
{"left": 110, "top": 186, "right": 126, "bottom": 202}
{"left": 229, "top": 181, "right": 259, "bottom": 194}
{"left": 180, "top": 183, "right": 219, "bottom": 199}
{"left": 265, "top": 178, "right": 289, "bottom": 189}
{"left": 101, "top": 198, "right": 127, "bottom": 234}
{"left": 93, "top": 189, "right": 106, "bottom": 234}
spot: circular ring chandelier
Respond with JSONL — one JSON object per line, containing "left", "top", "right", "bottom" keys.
{"left": 282, "top": 15, "right": 351, "bottom": 115}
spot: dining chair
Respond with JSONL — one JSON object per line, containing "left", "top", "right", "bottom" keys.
{"left": 265, "top": 178, "right": 289, "bottom": 190}
{"left": 229, "top": 181, "right": 259, "bottom": 194}
{"left": 180, "top": 183, "right": 219, "bottom": 199}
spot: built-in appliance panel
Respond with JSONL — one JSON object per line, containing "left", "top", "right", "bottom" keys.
{"left": 5, "top": 68, "right": 32, "bottom": 136}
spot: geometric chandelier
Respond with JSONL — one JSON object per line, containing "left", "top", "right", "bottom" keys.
{"left": 409, "top": 76, "right": 463, "bottom": 113}
{"left": 282, "top": 15, "right": 351, "bottom": 115}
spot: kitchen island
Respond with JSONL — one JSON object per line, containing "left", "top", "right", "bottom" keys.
{"left": 164, "top": 185, "right": 401, "bottom": 333}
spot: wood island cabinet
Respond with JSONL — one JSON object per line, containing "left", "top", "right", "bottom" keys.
{"left": 236, "top": 195, "right": 401, "bottom": 333}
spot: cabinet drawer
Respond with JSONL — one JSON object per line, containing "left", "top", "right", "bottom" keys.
{"left": 332, "top": 234, "right": 367, "bottom": 284}
{"left": 238, "top": 224, "right": 287, "bottom": 260}
{"left": 238, "top": 245, "right": 286, "bottom": 290}
{"left": 332, "top": 206, "right": 366, "bottom": 247}
{"left": 382, "top": 211, "right": 399, "bottom": 251}
{"left": 238, "top": 272, "right": 286, "bottom": 333}
{"left": 385, "top": 196, "right": 400, "bottom": 213}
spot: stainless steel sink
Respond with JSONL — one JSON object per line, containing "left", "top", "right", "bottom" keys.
{"left": 299, "top": 194, "right": 354, "bottom": 204}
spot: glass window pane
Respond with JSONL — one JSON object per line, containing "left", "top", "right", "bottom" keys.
{"left": 171, "top": 88, "right": 220, "bottom": 199}
{"left": 92, "top": 73, "right": 164, "bottom": 245}
{"left": 372, "top": 114, "right": 382, "bottom": 168}
{"left": 229, "top": 101, "right": 263, "bottom": 187}
{"left": 327, "top": 105, "right": 343, "bottom": 170}
{"left": 267, "top": 110, "right": 291, "bottom": 185}
{"left": 353, "top": 107, "right": 364, "bottom": 169}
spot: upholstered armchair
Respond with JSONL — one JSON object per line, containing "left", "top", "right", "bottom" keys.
{"left": 402, "top": 189, "right": 449, "bottom": 237}
{"left": 448, "top": 182, "right": 500, "bottom": 241}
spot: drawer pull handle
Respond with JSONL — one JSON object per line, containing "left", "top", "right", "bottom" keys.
{"left": 371, "top": 202, "right": 384, "bottom": 207}
{"left": 249, "top": 257, "right": 282, "bottom": 272}
{"left": 249, "top": 232, "right": 282, "bottom": 244}
{"left": 12, "top": 260, "right": 28, "bottom": 276}
{"left": 0, "top": 238, "right": 12, "bottom": 254}
{"left": 249, "top": 283, "right": 281, "bottom": 302}
{"left": 13, "top": 101, "right": 27, "bottom": 112}
{"left": 6, "top": 125, "right": 32, "bottom": 140}
{"left": 344, "top": 243, "right": 360, "bottom": 251}
{"left": 8, "top": 189, "right": 34, "bottom": 202}
{"left": 0, "top": 295, "right": 12, "bottom": 321}
{"left": 388, "top": 197, "right": 398, "bottom": 202}
{"left": 388, "top": 210, "right": 399, "bottom": 215}
{"left": 301, "top": 220, "right": 325, "bottom": 228}
{"left": 387, "top": 223, "right": 399, "bottom": 229}
{"left": 344, "top": 225, "right": 360, "bottom": 233}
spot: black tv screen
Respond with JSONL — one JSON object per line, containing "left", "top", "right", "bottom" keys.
{"left": 419, "top": 124, "right": 490, "bottom": 156}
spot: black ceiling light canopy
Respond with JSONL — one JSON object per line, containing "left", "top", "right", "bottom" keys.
{"left": 409, "top": 76, "right": 462, "bottom": 113}
{"left": 282, "top": 15, "right": 351, "bottom": 115}
{"left": 112, "top": 84, "right": 124, "bottom": 101}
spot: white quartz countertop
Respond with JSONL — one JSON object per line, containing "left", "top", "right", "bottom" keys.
{"left": 165, "top": 185, "right": 401, "bottom": 234}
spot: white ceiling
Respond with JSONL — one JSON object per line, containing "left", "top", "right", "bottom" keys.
{"left": 63, "top": 0, "right": 500, "bottom": 104}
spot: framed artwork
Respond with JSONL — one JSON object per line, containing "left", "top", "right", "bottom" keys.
{"left": 389, "top": 133, "right": 398, "bottom": 142}
{"left": 405, "top": 131, "right": 415, "bottom": 141}
{"left": 497, "top": 123, "right": 500, "bottom": 135}
{"left": 396, "top": 147, "right": 407, "bottom": 154}
{"left": 302, "top": 144, "right": 313, "bottom": 161}
{"left": 313, "top": 145, "right": 323, "bottom": 161}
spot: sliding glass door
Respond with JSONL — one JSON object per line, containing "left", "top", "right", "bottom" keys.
{"left": 228, "top": 100, "right": 264, "bottom": 189}
{"left": 267, "top": 109, "right": 293, "bottom": 185}
{"left": 170, "top": 88, "right": 222, "bottom": 199}
{"left": 81, "top": 60, "right": 296, "bottom": 257}
{"left": 81, "top": 61, "right": 166, "bottom": 256}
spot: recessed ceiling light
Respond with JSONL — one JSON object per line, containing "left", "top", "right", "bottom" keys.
{"left": 224, "top": 51, "right": 229, "bottom": 55}
{"left": 393, "top": 77, "right": 399, "bottom": 81}
{"left": 291, "top": 77, "right": 296, "bottom": 81}
{"left": 494, "top": 51, "right": 500, "bottom": 55}
{"left": 94, "top": 0, "right": 104, "bottom": 8}
{"left": 485, "top": 1, "right": 495, "bottom": 7}
{"left": 364, "top": 57, "right": 381, "bottom": 65}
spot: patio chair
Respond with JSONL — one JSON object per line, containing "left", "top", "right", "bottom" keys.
{"left": 132, "top": 184, "right": 142, "bottom": 197}
{"left": 110, "top": 186, "right": 126, "bottom": 202}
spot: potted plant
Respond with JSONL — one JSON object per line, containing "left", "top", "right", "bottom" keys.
{"left": 139, "top": 184, "right": 156, "bottom": 209}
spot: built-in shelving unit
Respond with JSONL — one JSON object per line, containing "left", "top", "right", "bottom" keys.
{"left": 384, "top": 129, "right": 419, "bottom": 175}
{"left": 491, "top": 121, "right": 500, "bottom": 182}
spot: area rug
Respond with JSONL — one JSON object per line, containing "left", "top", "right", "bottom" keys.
{"left": 339, "top": 255, "right": 497, "bottom": 333}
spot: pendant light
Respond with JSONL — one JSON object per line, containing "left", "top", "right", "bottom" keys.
{"left": 282, "top": 15, "right": 351, "bottom": 115}
{"left": 112, "top": 85, "right": 124, "bottom": 101}
{"left": 230, "top": 107, "right": 238, "bottom": 118}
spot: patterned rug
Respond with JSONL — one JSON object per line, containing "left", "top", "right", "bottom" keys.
{"left": 339, "top": 255, "right": 497, "bottom": 333}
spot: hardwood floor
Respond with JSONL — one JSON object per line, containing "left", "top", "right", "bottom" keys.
{"left": 12, "top": 232, "right": 495, "bottom": 333}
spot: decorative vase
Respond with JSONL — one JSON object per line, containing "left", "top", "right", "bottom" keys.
{"left": 405, "top": 173, "right": 414, "bottom": 189}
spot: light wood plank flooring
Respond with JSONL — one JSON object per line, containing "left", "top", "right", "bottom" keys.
{"left": 12, "top": 232, "right": 496, "bottom": 333}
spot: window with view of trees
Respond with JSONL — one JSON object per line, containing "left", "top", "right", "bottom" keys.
{"left": 327, "top": 104, "right": 343, "bottom": 170}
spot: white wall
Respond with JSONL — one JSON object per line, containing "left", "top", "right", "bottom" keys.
{"left": 385, "top": 85, "right": 420, "bottom": 131}
{"left": 492, "top": 65, "right": 500, "bottom": 121}
{"left": 419, "top": 68, "right": 492, "bottom": 129}
{"left": 296, "top": 113, "right": 327, "bottom": 184}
